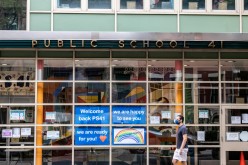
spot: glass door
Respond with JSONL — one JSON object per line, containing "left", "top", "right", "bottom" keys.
{"left": 221, "top": 106, "right": 248, "bottom": 165}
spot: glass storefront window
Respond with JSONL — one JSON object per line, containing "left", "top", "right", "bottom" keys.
{"left": 120, "top": 0, "right": 144, "bottom": 9}
{"left": 187, "top": 126, "right": 220, "bottom": 145}
{"left": 0, "top": 82, "right": 35, "bottom": 103}
{"left": 75, "top": 59, "right": 110, "bottom": 80}
{"left": 221, "top": 60, "right": 248, "bottom": 81}
{"left": 149, "top": 147, "right": 174, "bottom": 165}
{"left": 150, "top": 0, "right": 174, "bottom": 10}
{"left": 149, "top": 83, "right": 182, "bottom": 104}
{"left": 42, "top": 82, "right": 72, "bottom": 103}
{"left": 182, "top": 0, "right": 205, "bottom": 10}
{"left": 42, "top": 126, "right": 72, "bottom": 146}
{"left": 75, "top": 82, "right": 110, "bottom": 103}
{"left": 88, "top": 0, "right": 111, "bottom": 9}
{"left": 184, "top": 60, "right": 219, "bottom": 81}
{"left": 57, "top": 0, "right": 81, "bottom": 8}
{"left": 185, "top": 83, "right": 219, "bottom": 104}
{"left": 42, "top": 149, "right": 72, "bottom": 164}
{"left": 112, "top": 60, "right": 146, "bottom": 81}
{"left": 185, "top": 106, "right": 220, "bottom": 124}
{"left": 43, "top": 106, "right": 72, "bottom": 124}
{"left": 0, "top": 127, "right": 35, "bottom": 146}
{"left": 222, "top": 83, "right": 248, "bottom": 103}
{"left": 112, "top": 148, "right": 147, "bottom": 165}
{"left": 0, "top": 148, "right": 34, "bottom": 164}
{"left": 212, "top": 0, "right": 235, "bottom": 10}
{"left": 112, "top": 83, "right": 146, "bottom": 103}
{"left": 42, "top": 59, "right": 73, "bottom": 80}
{"left": 149, "top": 126, "right": 176, "bottom": 145}
{"left": 75, "top": 148, "right": 109, "bottom": 164}
{"left": 0, "top": 106, "right": 35, "bottom": 124}
{"left": 149, "top": 105, "right": 176, "bottom": 124}
{"left": 148, "top": 60, "right": 182, "bottom": 81}
{"left": 189, "top": 147, "right": 220, "bottom": 165}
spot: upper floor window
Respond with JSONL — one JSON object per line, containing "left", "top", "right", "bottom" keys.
{"left": 120, "top": 0, "right": 144, "bottom": 9}
{"left": 150, "top": 0, "right": 174, "bottom": 10}
{"left": 57, "top": 0, "right": 81, "bottom": 8}
{"left": 244, "top": 0, "right": 248, "bottom": 10}
{"left": 0, "top": 0, "right": 26, "bottom": 30}
{"left": 212, "top": 0, "right": 235, "bottom": 10}
{"left": 182, "top": 0, "right": 206, "bottom": 10}
{"left": 88, "top": 0, "right": 112, "bottom": 9}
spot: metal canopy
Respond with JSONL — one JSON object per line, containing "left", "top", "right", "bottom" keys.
{"left": 0, "top": 31, "right": 248, "bottom": 41}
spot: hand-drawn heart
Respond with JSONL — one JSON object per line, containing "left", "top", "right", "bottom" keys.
{"left": 100, "top": 136, "right": 107, "bottom": 142}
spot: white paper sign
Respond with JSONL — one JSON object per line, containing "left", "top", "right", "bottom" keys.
{"left": 174, "top": 113, "right": 181, "bottom": 119}
{"left": 226, "top": 132, "right": 239, "bottom": 141}
{"left": 21, "top": 128, "right": 31, "bottom": 136}
{"left": 47, "top": 131, "right": 60, "bottom": 140}
{"left": 46, "top": 112, "right": 56, "bottom": 120}
{"left": 231, "top": 116, "right": 241, "bottom": 124}
{"left": 10, "top": 110, "right": 25, "bottom": 120}
{"left": 197, "top": 131, "right": 205, "bottom": 141}
{"left": 12, "top": 128, "right": 20, "bottom": 138}
{"left": 162, "top": 111, "right": 171, "bottom": 119}
{"left": 150, "top": 116, "right": 160, "bottom": 124}
{"left": 199, "top": 110, "right": 209, "bottom": 119}
{"left": 242, "top": 114, "right": 248, "bottom": 124}
{"left": 2, "top": 129, "right": 13, "bottom": 138}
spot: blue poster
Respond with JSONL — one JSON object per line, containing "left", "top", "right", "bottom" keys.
{"left": 75, "top": 106, "right": 109, "bottom": 124}
{"left": 75, "top": 127, "right": 109, "bottom": 145}
{"left": 112, "top": 106, "right": 146, "bottom": 124}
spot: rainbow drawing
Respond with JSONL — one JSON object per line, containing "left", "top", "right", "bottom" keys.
{"left": 113, "top": 128, "right": 145, "bottom": 144}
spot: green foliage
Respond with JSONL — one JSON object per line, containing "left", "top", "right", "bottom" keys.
{"left": 0, "top": 0, "right": 26, "bottom": 30}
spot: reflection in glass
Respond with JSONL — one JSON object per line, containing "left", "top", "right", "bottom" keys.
{"left": 75, "top": 60, "right": 109, "bottom": 80}
{"left": 221, "top": 60, "right": 248, "bottom": 81}
{"left": 57, "top": 0, "right": 81, "bottom": 8}
{"left": 188, "top": 147, "right": 220, "bottom": 165}
{"left": 42, "top": 82, "right": 72, "bottom": 103}
{"left": 222, "top": 83, "right": 248, "bottom": 104}
{"left": 187, "top": 126, "right": 219, "bottom": 145}
{"left": 75, "top": 83, "right": 110, "bottom": 103}
{"left": 74, "top": 148, "right": 109, "bottom": 164}
{"left": 149, "top": 105, "right": 176, "bottom": 124}
{"left": 182, "top": 0, "right": 205, "bottom": 10}
{"left": 112, "top": 148, "right": 146, "bottom": 165}
{"left": 0, "top": 127, "right": 34, "bottom": 146}
{"left": 88, "top": 0, "right": 112, "bottom": 9}
{"left": 120, "top": 0, "right": 144, "bottom": 9}
{"left": 112, "top": 60, "right": 146, "bottom": 81}
{"left": 212, "top": 0, "right": 235, "bottom": 10}
{"left": 185, "top": 106, "right": 219, "bottom": 124}
{"left": 0, "top": 82, "right": 35, "bottom": 103}
{"left": 185, "top": 60, "right": 218, "bottom": 81}
{"left": 43, "top": 106, "right": 72, "bottom": 124}
{"left": 42, "top": 126, "right": 72, "bottom": 146}
{"left": 149, "top": 147, "right": 174, "bottom": 165}
{"left": 0, "top": 1, "right": 27, "bottom": 30}
{"left": 149, "top": 126, "right": 176, "bottom": 145}
{"left": 185, "top": 83, "right": 219, "bottom": 104}
{"left": 149, "top": 83, "right": 181, "bottom": 104}
{"left": 112, "top": 83, "right": 146, "bottom": 103}
{"left": 148, "top": 60, "right": 182, "bottom": 81}
{"left": 226, "top": 151, "right": 248, "bottom": 165}
{"left": 42, "top": 149, "right": 72, "bottom": 164}
{"left": 43, "top": 59, "right": 73, "bottom": 80}
{"left": 150, "top": 0, "right": 174, "bottom": 9}
{"left": 0, "top": 148, "right": 34, "bottom": 164}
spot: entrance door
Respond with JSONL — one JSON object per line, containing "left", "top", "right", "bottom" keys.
{"left": 221, "top": 106, "right": 248, "bottom": 165}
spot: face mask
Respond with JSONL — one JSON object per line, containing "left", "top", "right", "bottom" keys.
{"left": 174, "top": 119, "right": 180, "bottom": 125}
